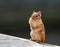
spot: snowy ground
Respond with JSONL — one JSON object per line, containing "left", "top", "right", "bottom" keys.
{"left": 0, "top": 33, "right": 60, "bottom": 47}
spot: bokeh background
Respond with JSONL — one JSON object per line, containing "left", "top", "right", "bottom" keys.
{"left": 0, "top": 0, "right": 60, "bottom": 45}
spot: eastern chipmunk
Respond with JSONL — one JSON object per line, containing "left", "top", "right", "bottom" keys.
{"left": 29, "top": 11, "right": 45, "bottom": 43}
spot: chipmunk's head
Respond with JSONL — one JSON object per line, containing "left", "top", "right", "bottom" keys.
{"left": 31, "top": 11, "right": 41, "bottom": 20}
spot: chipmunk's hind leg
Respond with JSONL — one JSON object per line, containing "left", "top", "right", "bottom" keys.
{"left": 41, "top": 31, "right": 45, "bottom": 43}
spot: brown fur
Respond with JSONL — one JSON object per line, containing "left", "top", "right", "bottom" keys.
{"left": 29, "top": 11, "right": 45, "bottom": 43}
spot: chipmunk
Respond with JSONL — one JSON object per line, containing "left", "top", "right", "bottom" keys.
{"left": 29, "top": 11, "right": 45, "bottom": 43}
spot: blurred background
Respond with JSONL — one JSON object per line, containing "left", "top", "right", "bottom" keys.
{"left": 0, "top": 0, "right": 60, "bottom": 45}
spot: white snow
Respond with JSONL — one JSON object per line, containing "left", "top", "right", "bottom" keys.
{"left": 0, "top": 33, "right": 60, "bottom": 47}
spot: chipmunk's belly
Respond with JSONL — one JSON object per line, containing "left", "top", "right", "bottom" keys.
{"left": 31, "top": 30, "right": 41, "bottom": 40}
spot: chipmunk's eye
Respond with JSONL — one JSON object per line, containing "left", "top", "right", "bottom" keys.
{"left": 35, "top": 15, "right": 40, "bottom": 18}
{"left": 36, "top": 16, "right": 38, "bottom": 17}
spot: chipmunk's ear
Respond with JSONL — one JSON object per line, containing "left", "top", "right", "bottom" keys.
{"left": 38, "top": 11, "right": 41, "bottom": 16}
